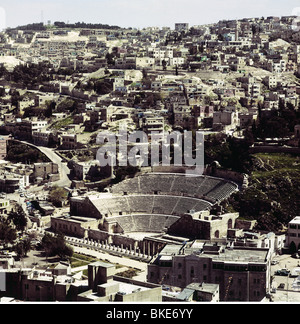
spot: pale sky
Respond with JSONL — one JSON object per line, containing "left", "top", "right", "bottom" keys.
{"left": 1, "top": 0, "right": 300, "bottom": 29}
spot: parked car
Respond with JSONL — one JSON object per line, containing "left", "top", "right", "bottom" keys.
{"left": 271, "top": 260, "right": 279, "bottom": 265}
{"left": 275, "top": 269, "right": 290, "bottom": 276}
{"left": 278, "top": 283, "right": 285, "bottom": 289}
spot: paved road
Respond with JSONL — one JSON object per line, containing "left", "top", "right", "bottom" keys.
{"left": 36, "top": 145, "right": 71, "bottom": 187}
{"left": 17, "top": 140, "right": 71, "bottom": 188}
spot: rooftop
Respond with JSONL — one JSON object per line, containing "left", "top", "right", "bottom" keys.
{"left": 290, "top": 216, "right": 300, "bottom": 224}
{"left": 158, "top": 242, "right": 269, "bottom": 264}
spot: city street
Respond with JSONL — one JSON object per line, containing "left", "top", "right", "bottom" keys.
{"left": 18, "top": 140, "right": 71, "bottom": 188}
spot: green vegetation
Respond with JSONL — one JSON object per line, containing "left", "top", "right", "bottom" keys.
{"left": 41, "top": 233, "right": 73, "bottom": 260}
{"left": 53, "top": 21, "right": 120, "bottom": 30}
{"left": 48, "top": 186, "right": 69, "bottom": 207}
{"left": 204, "top": 133, "right": 254, "bottom": 173}
{"left": 8, "top": 62, "right": 51, "bottom": 86}
{"left": 251, "top": 153, "right": 300, "bottom": 179}
{"left": 8, "top": 204, "right": 27, "bottom": 233}
{"left": 225, "top": 153, "right": 300, "bottom": 232}
{"left": 75, "top": 78, "right": 113, "bottom": 95}
{"left": 14, "top": 237, "right": 32, "bottom": 259}
{"left": 50, "top": 116, "right": 74, "bottom": 130}
{"left": 115, "top": 267, "right": 139, "bottom": 279}
{"left": 111, "top": 165, "right": 140, "bottom": 184}
{"left": 0, "top": 216, "right": 17, "bottom": 246}
{"left": 56, "top": 99, "right": 78, "bottom": 114}
{"left": 253, "top": 101, "right": 300, "bottom": 140}
{"left": 70, "top": 253, "right": 98, "bottom": 268}
{"left": 6, "top": 141, "right": 50, "bottom": 163}
{"left": 70, "top": 253, "right": 129, "bottom": 277}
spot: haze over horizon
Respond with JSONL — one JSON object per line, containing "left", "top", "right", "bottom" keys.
{"left": 1, "top": 0, "right": 300, "bottom": 30}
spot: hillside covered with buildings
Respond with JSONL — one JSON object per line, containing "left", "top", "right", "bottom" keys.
{"left": 0, "top": 15, "right": 300, "bottom": 304}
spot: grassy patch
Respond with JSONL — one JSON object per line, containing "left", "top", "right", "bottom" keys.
{"left": 70, "top": 253, "right": 98, "bottom": 268}
{"left": 224, "top": 152, "right": 300, "bottom": 232}
{"left": 252, "top": 153, "right": 300, "bottom": 179}
{"left": 115, "top": 268, "right": 139, "bottom": 279}
{"left": 50, "top": 116, "right": 73, "bottom": 130}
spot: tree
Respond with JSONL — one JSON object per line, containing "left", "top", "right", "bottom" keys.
{"left": 142, "top": 68, "right": 148, "bottom": 79}
{"left": 6, "top": 141, "right": 49, "bottom": 164}
{"left": 14, "top": 237, "right": 32, "bottom": 259}
{"left": 0, "top": 217, "right": 17, "bottom": 246}
{"left": 41, "top": 233, "right": 73, "bottom": 260}
{"left": 0, "top": 65, "right": 8, "bottom": 78}
{"left": 48, "top": 186, "right": 68, "bottom": 207}
{"left": 105, "top": 53, "right": 115, "bottom": 66}
{"left": 56, "top": 98, "right": 77, "bottom": 113}
{"left": 8, "top": 205, "right": 27, "bottom": 233}
{"left": 45, "top": 101, "right": 56, "bottom": 118}
{"left": 112, "top": 166, "right": 140, "bottom": 184}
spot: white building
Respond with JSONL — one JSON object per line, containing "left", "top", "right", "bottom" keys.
{"left": 287, "top": 216, "right": 300, "bottom": 252}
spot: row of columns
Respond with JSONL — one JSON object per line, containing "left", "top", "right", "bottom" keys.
{"left": 67, "top": 237, "right": 156, "bottom": 260}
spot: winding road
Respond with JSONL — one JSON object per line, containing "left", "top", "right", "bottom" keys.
{"left": 16, "top": 140, "right": 72, "bottom": 188}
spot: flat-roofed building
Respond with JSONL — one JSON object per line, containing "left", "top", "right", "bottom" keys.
{"left": 175, "top": 282, "right": 220, "bottom": 302}
{"left": 51, "top": 215, "right": 100, "bottom": 238}
{"left": 148, "top": 242, "right": 271, "bottom": 302}
{"left": 78, "top": 261, "right": 162, "bottom": 302}
{"left": 287, "top": 216, "right": 300, "bottom": 253}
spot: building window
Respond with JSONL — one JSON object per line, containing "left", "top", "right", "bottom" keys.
{"left": 190, "top": 266, "right": 194, "bottom": 277}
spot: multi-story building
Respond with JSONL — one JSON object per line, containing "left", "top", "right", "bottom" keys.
{"left": 238, "top": 112, "right": 257, "bottom": 128}
{"left": 212, "top": 110, "right": 239, "bottom": 131}
{"left": 286, "top": 216, "right": 300, "bottom": 253}
{"left": 78, "top": 261, "right": 162, "bottom": 302}
{"left": 68, "top": 159, "right": 106, "bottom": 181}
{"left": 0, "top": 199, "right": 11, "bottom": 215}
{"left": 30, "top": 162, "right": 59, "bottom": 184}
{"left": 147, "top": 242, "right": 271, "bottom": 302}
{"left": 263, "top": 75, "right": 278, "bottom": 89}
{"left": 139, "top": 112, "right": 165, "bottom": 134}
{"left": 60, "top": 134, "right": 77, "bottom": 150}
{"left": 247, "top": 82, "right": 261, "bottom": 98}
{"left": 0, "top": 136, "right": 9, "bottom": 160}
{"left": 0, "top": 174, "right": 29, "bottom": 193}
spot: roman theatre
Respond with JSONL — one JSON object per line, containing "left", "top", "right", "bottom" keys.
{"left": 52, "top": 172, "right": 240, "bottom": 256}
